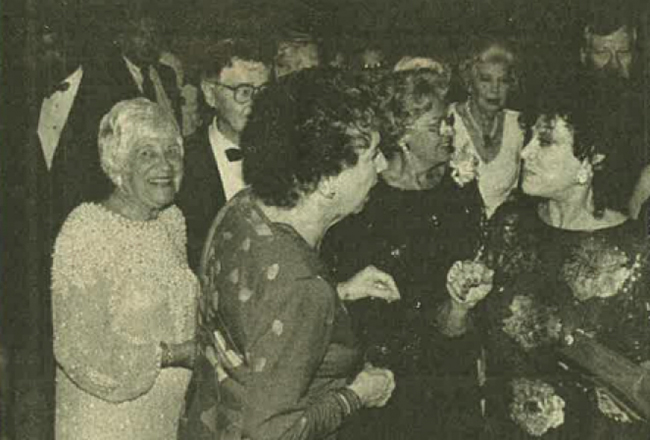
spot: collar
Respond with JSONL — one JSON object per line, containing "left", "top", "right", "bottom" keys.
{"left": 64, "top": 66, "right": 84, "bottom": 85}
{"left": 209, "top": 117, "right": 240, "bottom": 152}
{"left": 123, "top": 55, "right": 143, "bottom": 73}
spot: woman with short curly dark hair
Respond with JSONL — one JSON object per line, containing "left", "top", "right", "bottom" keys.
{"left": 180, "top": 68, "right": 401, "bottom": 440}
{"left": 439, "top": 79, "right": 650, "bottom": 439}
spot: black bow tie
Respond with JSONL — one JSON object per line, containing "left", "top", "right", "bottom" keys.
{"left": 225, "top": 148, "right": 243, "bottom": 162}
{"left": 45, "top": 81, "right": 70, "bottom": 98}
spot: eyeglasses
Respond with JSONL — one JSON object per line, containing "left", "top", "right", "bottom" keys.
{"left": 213, "top": 82, "right": 267, "bottom": 104}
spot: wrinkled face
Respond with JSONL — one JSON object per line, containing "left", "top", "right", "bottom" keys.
{"left": 471, "top": 61, "right": 512, "bottom": 114}
{"left": 402, "top": 99, "right": 454, "bottom": 180}
{"left": 207, "top": 57, "right": 270, "bottom": 137}
{"left": 585, "top": 26, "right": 634, "bottom": 79}
{"left": 122, "top": 18, "right": 162, "bottom": 66}
{"left": 120, "top": 119, "right": 183, "bottom": 212}
{"left": 275, "top": 41, "right": 319, "bottom": 78}
{"left": 334, "top": 130, "right": 387, "bottom": 216}
{"left": 520, "top": 115, "right": 583, "bottom": 199}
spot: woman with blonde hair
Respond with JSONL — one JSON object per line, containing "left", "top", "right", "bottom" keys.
{"left": 450, "top": 38, "right": 524, "bottom": 218}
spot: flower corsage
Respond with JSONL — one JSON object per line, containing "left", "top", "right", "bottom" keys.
{"left": 510, "top": 378, "right": 566, "bottom": 437}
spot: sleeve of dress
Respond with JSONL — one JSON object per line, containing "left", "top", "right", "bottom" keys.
{"left": 52, "top": 217, "right": 163, "bottom": 403}
{"left": 243, "top": 277, "right": 356, "bottom": 440}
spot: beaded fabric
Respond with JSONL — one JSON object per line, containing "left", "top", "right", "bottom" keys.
{"left": 477, "top": 199, "right": 650, "bottom": 439}
{"left": 52, "top": 203, "right": 198, "bottom": 440}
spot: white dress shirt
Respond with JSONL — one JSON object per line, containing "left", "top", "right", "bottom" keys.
{"left": 123, "top": 56, "right": 175, "bottom": 123}
{"left": 209, "top": 118, "right": 246, "bottom": 201}
{"left": 38, "top": 67, "right": 84, "bottom": 170}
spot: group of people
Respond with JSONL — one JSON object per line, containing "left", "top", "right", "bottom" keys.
{"left": 2, "top": 2, "right": 649, "bottom": 440}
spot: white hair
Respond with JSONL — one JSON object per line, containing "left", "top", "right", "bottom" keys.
{"left": 98, "top": 98, "right": 182, "bottom": 186}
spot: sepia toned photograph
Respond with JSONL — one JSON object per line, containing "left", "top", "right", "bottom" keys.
{"left": 0, "top": 0, "right": 649, "bottom": 438}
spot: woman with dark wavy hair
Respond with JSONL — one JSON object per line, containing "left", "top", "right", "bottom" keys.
{"left": 180, "top": 68, "right": 400, "bottom": 440}
{"left": 439, "top": 80, "right": 650, "bottom": 439}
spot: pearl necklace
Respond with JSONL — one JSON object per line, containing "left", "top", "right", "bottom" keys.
{"left": 465, "top": 101, "right": 501, "bottom": 159}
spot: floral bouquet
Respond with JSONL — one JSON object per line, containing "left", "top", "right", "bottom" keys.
{"left": 449, "top": 141, "right": 479, "bottom": 187}
{"left": 509, "top": 378, "right": 566, "bottom": 437}
{"left": 502, "top": 295, "right": 563, "bottom": 351}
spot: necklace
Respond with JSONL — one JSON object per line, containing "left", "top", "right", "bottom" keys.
{"left": 464, "top": 101, "right": 501, "bottom": 162}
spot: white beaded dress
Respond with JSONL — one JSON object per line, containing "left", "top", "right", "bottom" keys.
{"left": 52, "top": 203, "right": 198, "bottom": 440}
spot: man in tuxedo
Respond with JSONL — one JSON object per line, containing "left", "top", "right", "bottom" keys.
{"left": 176, "top": 39, "right": 271, "bottom": 271}
{"left": 4, "top": 21, "right": 116, "bottom": 440}
{"left": 104, "top": 14, "right": 182, "bottom": 125}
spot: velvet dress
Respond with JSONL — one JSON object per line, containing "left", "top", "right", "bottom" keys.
{"left": 322, "top": 172, "right": 485, "bottom": 440}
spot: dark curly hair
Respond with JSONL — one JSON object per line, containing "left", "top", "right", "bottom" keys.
{"left": 522, "top": 78, "right": 638, "bottom": 216}
{"left": 241, "top": 68, "right": 377, "bottom": 208}
{"left": 377, "top": 68, "right": 450, "bottom": 157}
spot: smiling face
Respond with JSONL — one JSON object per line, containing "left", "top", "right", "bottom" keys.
{"left": 520, "top": 115, "right": 584, "bottom": 200}
{"left": 333, "top": 130, "right": 387, "bottom": 216}
{"left": 470, "top": 61, "right": 513, "bottom": 114}
{"left": 402, "top": 99, "right": 454, "bottom": 181}
{"left": 119, "top": 118, "right": 183, "bottom": 213}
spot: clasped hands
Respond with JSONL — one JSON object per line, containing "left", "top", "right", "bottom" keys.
{"left": 446, "top": 260, "right": 494, "bottom": 309}
{"left": 337, "top": 265, "right": 401, "bottom": 303}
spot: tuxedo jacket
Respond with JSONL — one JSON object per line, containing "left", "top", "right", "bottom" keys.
{"left": 102, "top": 52, "right": 182, "bottom": 125}
{"left": 176, "top": 124, "right": 227, "bottom": 272}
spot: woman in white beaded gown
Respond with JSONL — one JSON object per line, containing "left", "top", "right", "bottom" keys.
{"left": 450, "top": 38, "right": 524, "bottom": 218}
{"left": 52, "top": 98, "right": 198, "bottom": 439}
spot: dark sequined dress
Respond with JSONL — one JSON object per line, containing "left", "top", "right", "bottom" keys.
{"left": 322, "top": 172, "right": 485, "bottom": 440}
{"left": 477, "top": 200, "right": 650, "bottom": 440}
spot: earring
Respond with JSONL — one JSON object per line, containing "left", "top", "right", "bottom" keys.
{"left": 576, "top": 168, "right": 589, "bottom": 185}
{"left": 114, "top": 175, "right": 123, "bottom": 188}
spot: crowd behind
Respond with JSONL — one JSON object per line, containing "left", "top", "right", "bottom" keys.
{"left": 2, "top": 2, "right": 650, "bottom": 440}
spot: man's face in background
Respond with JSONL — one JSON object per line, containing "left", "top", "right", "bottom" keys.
{"left": 583, "top": 25, "right": 636, "bottom": 80}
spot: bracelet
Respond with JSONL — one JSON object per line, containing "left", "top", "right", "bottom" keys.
{"left": 160, "top": 342, "right": 173, "bottom": 367}
{"left": 338, "top": 387, "right": 362, "bottom": 413}
{"left": 333, "top": 391, "right": 352, "bottom": 417}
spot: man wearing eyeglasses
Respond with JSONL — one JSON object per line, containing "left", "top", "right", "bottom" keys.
{"left": 177, "top": 39, "right": 272, "bottom": 271}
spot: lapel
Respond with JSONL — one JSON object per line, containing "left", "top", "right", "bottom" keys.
{"left": 199, "top": 125, "right": 227, "bottom": 208}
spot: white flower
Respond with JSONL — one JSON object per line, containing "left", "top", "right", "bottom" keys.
{"left": 449, "top": 142, "right": 479, "bottom": 187}
{"left": 510, "top": 378, "right": 566, "bottom": 437}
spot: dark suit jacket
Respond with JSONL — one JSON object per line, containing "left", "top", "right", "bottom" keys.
{"left": 102, "top": 52, "right": 182, "bottom": 125}
{"left": 176, "top": 124, "right": 227, "bottom": 272}
{"left": 2, "top": 62, "right": 119, "bottom": 440}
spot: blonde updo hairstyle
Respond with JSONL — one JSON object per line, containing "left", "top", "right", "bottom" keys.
{"left": 458, "top": 38, "right": 520, "bottom": 95}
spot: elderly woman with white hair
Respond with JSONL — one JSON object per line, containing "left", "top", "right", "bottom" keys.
{"left": 51, "top": 98, "right": 198, "bottom": 440}
{"left": 450, "top": 38, "right": 524, "bottom": 218}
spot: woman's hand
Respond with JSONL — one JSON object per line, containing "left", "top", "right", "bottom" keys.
{"left": 338, "top": 266, "right": 400, "bottom": 302}
{"left": 446, "top": 260, "right": 494, "bottom": 309}
{"left": 348, "top": 364, "right": 396, "bottom": 408}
